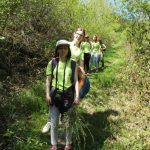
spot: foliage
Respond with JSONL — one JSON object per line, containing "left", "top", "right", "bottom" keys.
{"left": 62, "top": 106, "right": 94, "bottom": 150}
{"left": 0, "top": 0, "right": 117, "bottom": 84}
{"left": 117, "top": 0, "right": 150, "bottom": 50}
{"left": 111, "top": 0, "right": 150, "bottom": 108}
{"left": 0, "top": 0, "right": 120, "bottom": 137}
{"left": 1, "top": 0, "right": 150, "bottom": 149}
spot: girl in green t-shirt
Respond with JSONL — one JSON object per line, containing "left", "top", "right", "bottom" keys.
{"left": 97, "top": 38, "right": 107, "bottom": 69}
{"left": 45, "top": 40, "right": 79, "bottom": 150}
{"left": 81, "top": 35, "right": 91, "bottom": 73}
{"left": 90, "top": 35, "right": 101, "bottom": 72}
{"left": 69, "top": 28, "right": 85, "bottom": 70}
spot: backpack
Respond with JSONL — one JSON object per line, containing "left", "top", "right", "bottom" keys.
{"left": 78, "top": 67, "right": 90, "bottom": 99}
{"left": 79, "top": 76, "right": 90, "bottom": 98}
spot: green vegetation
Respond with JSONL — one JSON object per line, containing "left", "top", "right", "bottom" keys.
{"left": 0, "top": 0, "right": 149, "bottom": 150}
{"left": 1, "top": 46, "right": 149, "bottom": 150}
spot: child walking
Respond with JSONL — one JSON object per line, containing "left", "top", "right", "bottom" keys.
{"left": 45, "top": 40, "right": 79, "bottom": 150}
{"left": 42, "top": 28, "right": 85, "bottom": 134}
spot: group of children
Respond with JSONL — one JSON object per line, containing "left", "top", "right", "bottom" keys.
{"left": 43, "top": 28, "right": 106, "bottom": 150}
{"left": 82, "top": 34, "right": 106, "bottom": 74}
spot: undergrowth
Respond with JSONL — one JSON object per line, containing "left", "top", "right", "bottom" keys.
{"left": 1, "top": 46, "right": 149, "bottom": 150}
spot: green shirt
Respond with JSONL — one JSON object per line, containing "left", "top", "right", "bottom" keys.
{"left": 91, "top": 42, "right": 100, "bottom": 53}
{"left": 69, "top": 42, "right": 84, "bottom": 65}
{"left": 46, "top": 59, "right": 72, "bottom": 90}
{"left": 81, "top": 42, "right": 91, "bottom": 53}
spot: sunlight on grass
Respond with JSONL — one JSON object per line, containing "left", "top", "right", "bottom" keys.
{"left": 4, "top": 46, "right": 150, "bottom": 150}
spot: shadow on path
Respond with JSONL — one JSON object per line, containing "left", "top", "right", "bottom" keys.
{"left": 81, "top": 109, "right": 120, "bottom": 150}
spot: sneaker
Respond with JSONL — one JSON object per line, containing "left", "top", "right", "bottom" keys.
{"left": 50, "top": 145, "right": 57, "bottom": 150}
{"left": 42, "top": 122, "right": 51, "bottom": 133}
{"left": 64, "top": 146, "right": 72, "bottom": 150}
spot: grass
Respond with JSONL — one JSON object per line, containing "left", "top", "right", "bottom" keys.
{"left": 1, "top": 46, "right": 150, "bottom": 150}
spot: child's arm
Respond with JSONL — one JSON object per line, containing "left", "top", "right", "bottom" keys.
{"left": 103, "top": 44, "right": 106, "bottom": 49}
{"left": 46, "top": 75, "right": 52, "bottom": 106}
{"left": 79, "top": 60, "right": 85, "bottom": 73}
{"left": 74, "top": 66, "right": 80, "bottom": 104}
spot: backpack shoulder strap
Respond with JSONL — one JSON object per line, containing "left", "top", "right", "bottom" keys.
{"left": 50, "top": 58, "right": 57, "bottom": 88}
{"left": 71, "top": 60, "right": 76, "bottom": 84}
{"left": 51, "top": 58, "right": 57, "bottom": 73}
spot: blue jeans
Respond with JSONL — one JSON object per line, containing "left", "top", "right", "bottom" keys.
{"left": 94, "top": 53, "right": 100, "bottom": 70}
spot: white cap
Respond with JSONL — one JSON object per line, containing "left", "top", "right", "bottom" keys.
{"left": 56, "top": 39, "right": 69, "bottom": 47}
